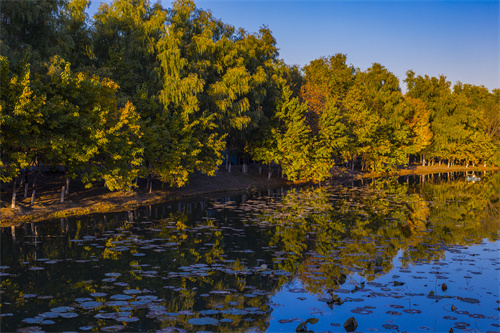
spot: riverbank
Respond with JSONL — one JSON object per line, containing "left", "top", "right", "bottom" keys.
{"left": 1, "top": 164, "right": 497, "bottom": 226}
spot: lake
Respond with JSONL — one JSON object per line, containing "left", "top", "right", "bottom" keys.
{"left": 1, "top": 172, "right": 499, "bottom": 332}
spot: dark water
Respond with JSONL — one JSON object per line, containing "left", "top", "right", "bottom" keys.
{"left": 1, "top": 172, "right": 499, "bottom": 333}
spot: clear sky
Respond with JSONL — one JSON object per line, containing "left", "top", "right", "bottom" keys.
{"left": 87, "top": 0, "right": 499, "bottom": 93}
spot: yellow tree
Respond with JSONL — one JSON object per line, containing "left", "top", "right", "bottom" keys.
{"left": 0, "top": 57, "right": 45, "bottom": 207}
{"left": 396, "top": 96, "right": 432, "bottom": 164}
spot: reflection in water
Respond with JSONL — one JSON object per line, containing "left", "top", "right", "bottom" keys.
{"left": 1, "top": 172, "right": 499, "bottom": 332}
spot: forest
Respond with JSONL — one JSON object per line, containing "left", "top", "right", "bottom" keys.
{"left": 1, "top": 0, "right": 499, "bottom": 208}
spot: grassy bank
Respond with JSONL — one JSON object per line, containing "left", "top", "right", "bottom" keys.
{"left": 1, "top": 164, "right": 497, "bottom": 227}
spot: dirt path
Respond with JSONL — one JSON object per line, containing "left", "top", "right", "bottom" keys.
{"left": 1, "top": 164, "right": 497, "bottom": 227}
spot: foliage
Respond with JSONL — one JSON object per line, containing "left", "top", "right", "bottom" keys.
{"left": 1, "top": 0, "right": 498, "bottom": 201}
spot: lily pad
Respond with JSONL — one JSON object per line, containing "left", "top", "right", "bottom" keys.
{"left": 187, "top": 317, "right": 220, "bottom": 326}
{"left": 123, "top": 289, "right": 142, "bottom": 295}
{"left": 199, "top": 310, "right": 220, "bottom": 315}
{"left": 51, "top": 306, "right": 74, "bottom": 313}
{"left": 114, "top": 316, "right": 139, "bottom": 322}
{"left": 106, "top": 301, "right": 129, "bottom": 307}
{"left": 39, "top": 312, "right": 60, "bottom": 318}
{"left": 18, "top": 327, "right": 44, "bottom": 333}
{"left": 156, "top": 328, "right": 187, "bottom": 333}
{"left": 104, "top": 273, "right": 122, "bottom": 277}
{"left": 22, "top": 317, "right": 44, "bottom": 324}
{"left": 101, "top": 325, "right": 125, "bottom": 332}
{"left": 59, "top": 312, "right": 79, "bottom": 318}
{"left": 79, "top": 326, "right": 93, "bottom": 331}
{"left": 110, "top": 294, "right": 133, "bottom": 301}
{"left": 80, "top": 301, "right": 103, "bottom": 310}
{"left": 75, "top": 298, "right": 92, "bottom": 302}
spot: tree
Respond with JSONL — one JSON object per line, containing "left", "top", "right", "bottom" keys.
{"left": 395, "top": 96, "right": 432, "bottom": 163}
{"left": 40, "top": 56, "right": 143, "bottom": 193}
{"left": 0, "top": 57, "right": 45, "bottom": 207}
{"left": 154, "top": 0, "right": 227, "bottom": 186}
{"left": 271, "top": 84, "right": 313, "bottom": 181}
{"left": 405, "top": 71, "right": 498, "bottom": 167}
{"left": 451, "top": 82, "right": 498, "bottom": 166}
{"left": 312, "top": 97, "right": 350, "bottom": 178}
{"left": 301, "top": 54, "right": 355, "bottom": 136}
{"left": 343, "top": 63, "right": 409, "bottom": 172}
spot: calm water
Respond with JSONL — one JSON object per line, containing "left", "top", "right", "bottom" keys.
{"left": 1, "top": 172, "right": 499, "bottom": 333}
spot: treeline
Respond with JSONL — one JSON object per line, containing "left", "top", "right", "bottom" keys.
{"left": 1, "top": 0, "right": 499, "bottom": 208}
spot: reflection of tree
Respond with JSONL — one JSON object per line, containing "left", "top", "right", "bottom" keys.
{"left": 2, "top": 172, "right": 498, "bottom": 331}
{"left": 423, "top": 172, "right": 499, "bottom": 243}
{"left": 244, "top": 173, "right": 499, "bottom": 296}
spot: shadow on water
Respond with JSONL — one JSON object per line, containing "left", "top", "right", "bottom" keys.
{"left": 1, "top": 172, "right": 499, "bottom": 332}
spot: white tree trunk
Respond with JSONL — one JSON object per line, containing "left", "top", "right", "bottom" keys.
{"left": 242, "top": 158, "right": 247, "bottom": 173}
{"left": 11, "top": 178, "right": 18, "bottom": 208}
{"left": 61, "top": 186, "right": 66, "bottom": 203}
{"left": 24, "top": 172, "right": 29, "bottom": 198}
{"left": 31, "top": 189, "right": 36, "bottom": 206}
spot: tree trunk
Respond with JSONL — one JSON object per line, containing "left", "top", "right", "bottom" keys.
{"left": 31, "top": 187, "right": 36, "bottom": 205}
{"left": 24, "top": 171, "right": 29, "bottom": 199}
{"left": 242, "top": 157, "right": 247, "bottom": 173}
{"left": 65, "top": 177, "right": 70, "bottom": 195}
{"left": 258, "top": 164, "right": 262, "bottom": 175}
{"left": 61, "top": 186, "right": 65, "bottom": 203}
{"left": 149, "top": 179, "right": 153, "bottom": 193}
{"left": 30, "top": 163, "right": 41, "bottom": 206}
{"left": 11, "top": 177, "right": 18, "bottom": 208}
{"left": 228, "top": 163, "right": 231, "bottom": 173}
{"left": 267, "top": 164, "right": 273, "bottom": 179}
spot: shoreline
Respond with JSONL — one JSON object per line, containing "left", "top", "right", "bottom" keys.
{"left": 1, "top": 164, "right": 497, "bottom": 227}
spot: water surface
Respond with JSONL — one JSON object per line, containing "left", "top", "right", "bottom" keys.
{"left": 1, "top": 172, "right": 499, "bottom": 332}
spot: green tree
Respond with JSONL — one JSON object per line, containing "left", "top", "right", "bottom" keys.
{"left": 272, "top": 84, "right": 313, "bottom": 181}
{"left": 40, "top": 56, "right": 143, "bottom": 193}
{"left": 343, "top": 63, "right": 409, "bottom": 172}
{"left": 452, "top": 83, "right": 499, "bottom": 166}
{"left": 0, "top": 57, "right": 45, "bottom": 207}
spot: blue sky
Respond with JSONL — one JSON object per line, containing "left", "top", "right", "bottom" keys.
{"left": 87, "top": 0, "right": 499, "bottom": 92}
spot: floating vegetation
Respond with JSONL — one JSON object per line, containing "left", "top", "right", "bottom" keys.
{"left": 1, "top": 173, "right": 499, "bottom": 332}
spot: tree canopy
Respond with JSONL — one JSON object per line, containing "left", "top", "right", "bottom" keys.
{"left": 1, "top": 0, "right": 498, "bottom": 207}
